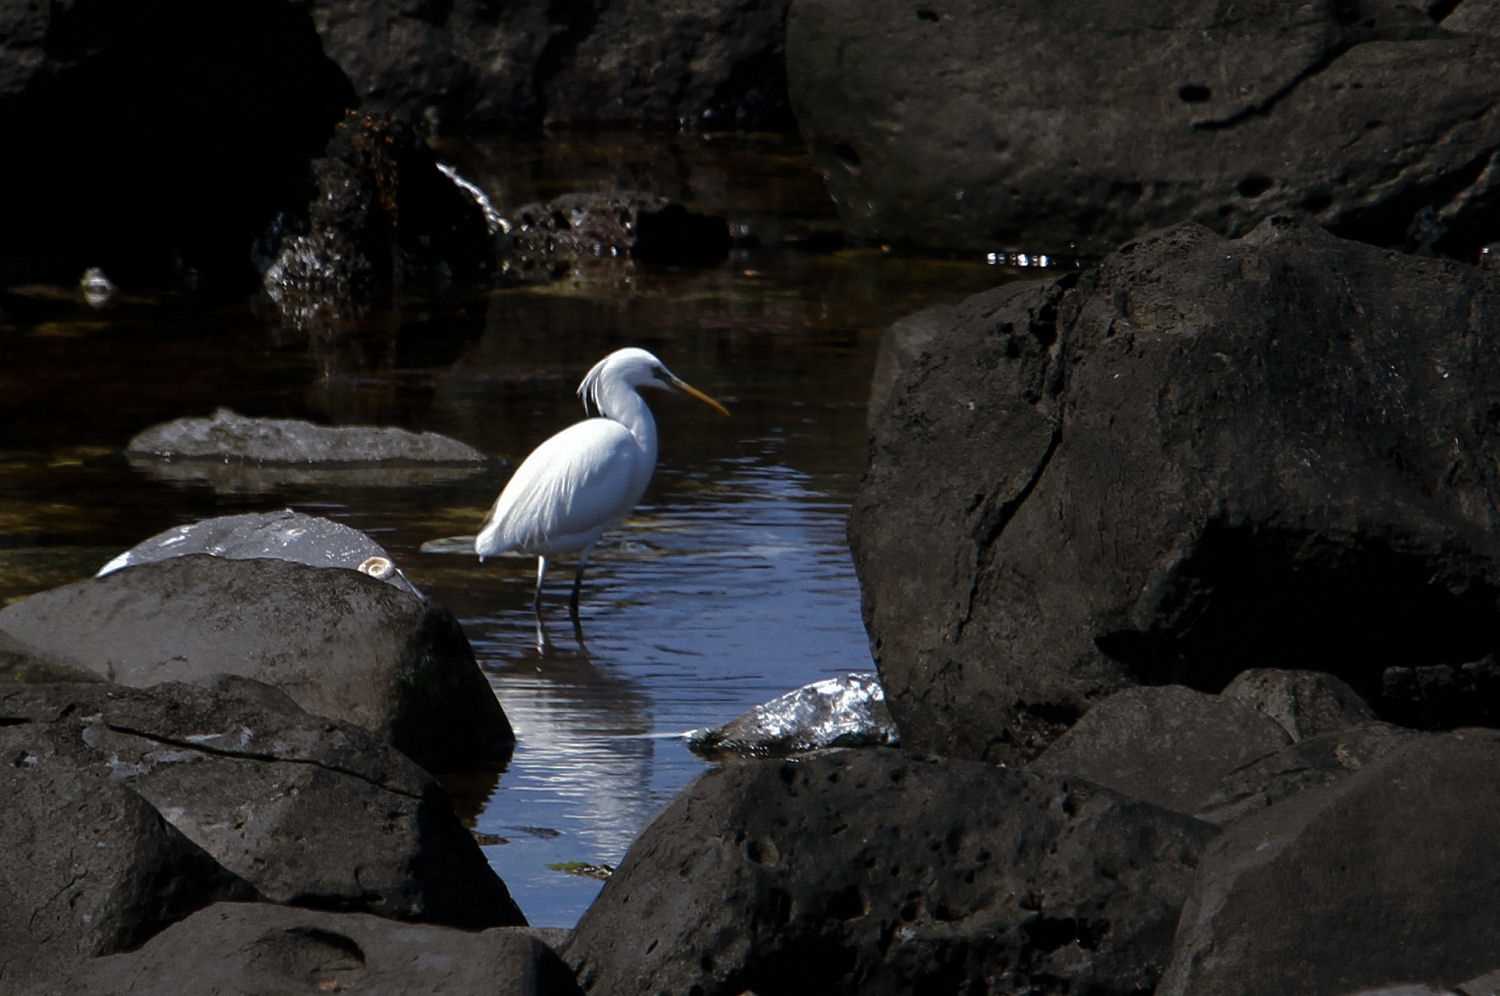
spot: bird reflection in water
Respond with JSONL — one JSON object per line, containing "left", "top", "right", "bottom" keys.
{"left": 475, "top": 347, "right": 729, "bottom": 650}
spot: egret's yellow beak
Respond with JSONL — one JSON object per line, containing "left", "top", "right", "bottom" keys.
{"left": 670, "top": 376, "right": 731, "bottom": 416}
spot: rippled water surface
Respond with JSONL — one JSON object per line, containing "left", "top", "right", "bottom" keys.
{"left": 0, "top": 133, "right": 1015, "bottom": 925}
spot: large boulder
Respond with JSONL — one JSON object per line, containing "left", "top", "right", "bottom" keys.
{"left": 566, "top": 748, "right": 1215, "bottom": 996}
{"left": 0, "top": 679, "right": 524, "bottom": 929}
{"left": 308, "top": 0, "right": 792, "bottom": 132}
{"left": 29, "top": 902, "right": 578, "bottom": 996}
{"left": 0, "top": 724, "right": 255, "bottom": 989}
{"left": 0, "top": 555, "right": 512, "bottom": 773}
{"left": 1159, "top": 729, "right": 1500, "bottom": 995}
{"left": 1221, "top": 667, "right": 1380, "bottom": 741}
{"left": 787, "top": 0, "right": 1500, "bottom": 258}
{"left": 0, "top": 0, "right": 353, "bottom": 288}
{"left": 849, "top": 217, "right": 1500, "bottom": 763}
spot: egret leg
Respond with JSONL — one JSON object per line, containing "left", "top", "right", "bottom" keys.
{"left": 568, "top": 545, "right": 594, "bottom": 621}
{"left": 533, "top": 556, "right": 549, "bottom": 619}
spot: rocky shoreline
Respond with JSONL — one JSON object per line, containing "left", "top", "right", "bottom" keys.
{"left": 6, "top": 0, "right": 1500, "bottom": 992}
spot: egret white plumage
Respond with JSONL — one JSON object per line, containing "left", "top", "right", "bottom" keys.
{"left": 475, "top": 347, "right": 730, "bottom": 621}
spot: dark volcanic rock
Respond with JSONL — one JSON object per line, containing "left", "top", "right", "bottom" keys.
{"left": 1222, "top": 668, "right": 1379, "bottom": 741}
{"left": 566, "top": 748, "right": 1215, "bottom": 996}
{"left": 259, "top": 111, "right": 493, "bottom": 329}
{"left": 787, "top": 0, "right": 1500, "bottom": 258}
{"left": 0, "top": 0, "right": 354, "bottom": 288}
{"left": 308, "top": 0, "right": 791, "bottom": 132}
{"left": 1159, "top": 729, "right": 1500, "bottom": 995}
{"left": 1029, "top": 685, "right": 1290, "bottom": 815}
{"left": 1193, "top": 721, "right": 1418, "bottom": 827}
{"left": 0, "top": 679, "right": 523, "bottom": 929}
{"left": 33, "top": 903, "right": 577, "bottom": 996}
{"left": 849, "top": 217, "right": 1500, "bottom": 763}
{"left": 0, "top": 723, "right": 255, "bottom": 989}
{"left": 97, "top": 509, "right": 421, "bottom": 597}
{"left": 126, "top": 407, "right": 488, "bottom": 464}
{"left": 0, "top": 556, "right": 512, "bottom": 773}
{"left": 687, "top": 672, "right": 898, "bottom": 758}
{"left": 498, "top": 192, "right": 731, "bottom": 282}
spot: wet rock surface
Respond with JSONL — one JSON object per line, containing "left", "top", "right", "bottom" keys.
{"left": 688, "top": 672, "right": 898, "bottom": 758}
{"left": 258, "top": 111, "right": 494, "bottom": 329}
{"left": 566, "top": 747, "right": 1214, "bottom": 996}
{"left": 0, "top": 679, "right": 523, "bottom": 930}
{"left": 788, "top": 0, "right": 1500, "bottom": 258}
{"left": 498, "top": 192, "right": 731, "bottom": 283}
{"left": 1159, "top": 729, "right": 1500, "bottom": 995}
{"left": 1029, "top": 685, "right": 1291, "bottom": 815}
{"left": 27, "top": 902, "right": 577, "bottom": 996}
{"left": 307, "top": 0, "right": 792, "bottom": 132}
{"left": 849, "top": 216, "right": 1500, "bottom": 763}
{"left": 96, "top": 509, "right": 421, "bottom": 597}
{"left": 126, "top": 407, "right": 487, "bottom": 464}
{"left": 0, "top": 555, "right": 512, "bottom": 773}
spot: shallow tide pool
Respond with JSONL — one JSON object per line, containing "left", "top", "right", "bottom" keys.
{"left": 0, "top": 132, "right": 1018, "bottom": 925}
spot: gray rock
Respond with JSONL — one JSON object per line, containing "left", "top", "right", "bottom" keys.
{"left": 0, "top": 724, "right": 256, "bottom": 989}
{"left": 26, "top": 902, "right": 577, "bottom": 996}
{"left": 1029, "top": 685, "right": 1290, "bottom": 815}
{"left": 0, "top": 556, "right": 512, "bottom": 774}
{"left": 0, "top": 679, "right": 523, "bottom": 930}
{"left": 1222, "top": 668, "right": 1379, "bottom": 741}
{"left": 97, "top": 509, "right": 420, "bottom": 598}
{"left": 849, "top": 217, "right": 1500, "bottom": 764}
{"left": 566, "top": 748, "right": 1215, "bottom": 996}
{"left": 1193, "top": 721, "right": 1419, "bottom": 827}
{"left": 1159, "top": 729, "right": 1500, "bottom": 996}
{"left": 687, "top": 672, "right": 898, "bottom": 758}
{"left": 127, "top": 407, "right": 487, "bottom": 464}
{"left": 788, "top": 0, "right": 1500, "bottom": 258}
{"left": 307, "top": 0, "right": 791, "bottom": 132}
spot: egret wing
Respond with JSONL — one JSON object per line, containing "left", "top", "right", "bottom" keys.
{"left": 477, "top": 419, "right": 644, "bottom": 556}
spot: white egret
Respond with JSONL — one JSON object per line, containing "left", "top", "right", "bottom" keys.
{"left": 475, "top": 347, "right": 730, "bottom": 621}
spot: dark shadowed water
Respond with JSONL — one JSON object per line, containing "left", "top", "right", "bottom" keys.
{"left": 0, "top": 132, "right": 1020, "bottom": 926}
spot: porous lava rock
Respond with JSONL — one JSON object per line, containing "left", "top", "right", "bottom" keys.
{"left": 566, "top": 748, "right": 1215, "bottom": 996}
{"left": 850, "top": 216, "right": 1500, "bottom": 763}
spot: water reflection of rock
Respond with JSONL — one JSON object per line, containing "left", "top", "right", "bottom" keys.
{"left": 126, "top": 453, "right": 488, "bottom": 494}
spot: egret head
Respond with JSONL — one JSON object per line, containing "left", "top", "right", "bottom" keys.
{"left": 578, "top": 348, "right": 730, "bottom": 417}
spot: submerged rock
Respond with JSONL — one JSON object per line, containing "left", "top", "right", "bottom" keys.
{"left": 687, "top": 672, "right": 898, "bottom": 758}
{"left": 0, "top": 679, "right": 524, "bottom": 929}
{"left": 498, "top": 192, "right": 731, "bottom": 282}
{"left": 97, "top": 509, "right": 421, "bottom": 597}
{"left": 126, "top": 407, "right": 487, "bottom": 465}
{"left": 31, "top": 902, "right": 577, "bottom": 996}
{"left": 850, "top": 217, "right": 1500, "bottom": 763}
{"left": 566, "top": 748, "right": 1214, "bottom": 996}
{"left": 788, "top": 0, "right": 1500, "bottom": 258}
{"left": 0, "top": 556, "right": 513, "bottom": 773}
